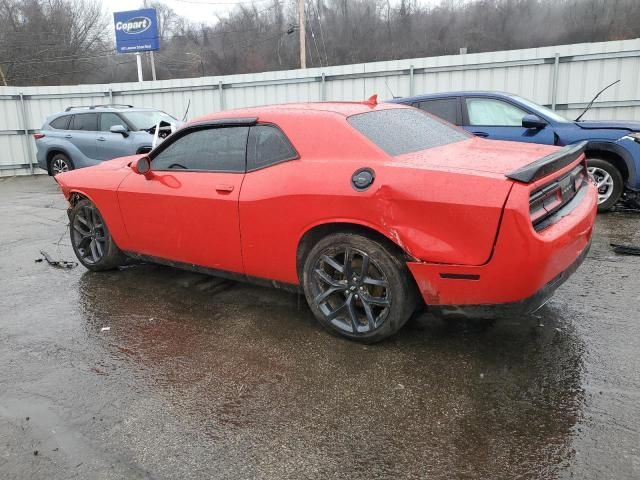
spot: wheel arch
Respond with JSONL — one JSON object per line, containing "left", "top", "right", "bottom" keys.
{"left": 68, "top": 190, "right": 91, "bottom": 207}
{"left": 584, "top": 141, "right": 636, "bottom": 187}
{"left": 296, "top": 221, "right": 417, "bottom": 282}
{"left": 66, "top": 190, "right": 103, "bottom": 213}
{"left": 66, "top": 190, "right": 128, "bottom": 252}
{"left": 46, "top": 147, "right": 72, "bottom": 174}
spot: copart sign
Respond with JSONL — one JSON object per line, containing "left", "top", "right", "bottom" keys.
{"left": 113, "top": 8, "right": 159, "bottom": 53}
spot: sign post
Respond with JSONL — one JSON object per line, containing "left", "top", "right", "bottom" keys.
{"left": 113, "top": 8, "right": 160, "bottom": 82}
{"left": 135, "top": 53, "right": 143, "bottom": 82}
{"left": 150, "top": 51, "right": 157, "bottom": 80}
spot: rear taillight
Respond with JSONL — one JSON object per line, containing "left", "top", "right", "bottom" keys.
{"left": 33, "top": 133, "right": 45, "bottom": 140}
{"left": 529, "top": 163, "right": 587, "bottom": 230}
{"left": 530, "top": 184, "right": 561, "bottom": 224}
{"left": 573, "top": 167, "right": 586, "bottom": 190}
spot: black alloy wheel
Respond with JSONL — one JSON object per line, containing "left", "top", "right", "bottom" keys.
{"left": 69, "top": 198, "right": 126, "bottom": 271}
{"left": 303, "top": 233, "right": 417, "bottom": 343}
{"left": 71, "top": 203, "right": 107, "bottom": 265}
{"left": 311, "top": 246, "right": 391, "bottom": 334}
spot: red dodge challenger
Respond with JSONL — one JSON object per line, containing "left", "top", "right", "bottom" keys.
{"left": 55, "top": 99, "right": 597, "bottom": 343}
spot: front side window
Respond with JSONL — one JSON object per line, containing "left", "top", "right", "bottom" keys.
{"left": 152, "top": 127, "right": 249, "bottom": 172}
{"left": 418, "top": 98, "right": 459, "bottom": 125}
{"left": 466, "top": 98, "right": 528, "bottom": 126}
{"left": 70, "top": 113, "right": 98, "bottom": 131}
{"left": 247, "top": 125, "right": 297, "bottom": 170}
{"left": 510, "top": 95, "right": 570, "bottom": 123}
{"left": 347, "top": 108, "right": 470, "bottom": 156}
{"left": 123, "top": 111, "right": 178, "bottom": 131}
{"left": 100, "top": 113, "right": 125, "bottom": 132}
{"left": 50, "top": 115, "right": 71, "bottom": 130}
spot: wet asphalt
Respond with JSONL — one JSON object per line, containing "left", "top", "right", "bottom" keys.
{"left": 0, "top": 175, "right": 639, "bottom": 479}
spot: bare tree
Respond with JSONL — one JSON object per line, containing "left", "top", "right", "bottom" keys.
{"left": 2, "top": 0, "right": 640, "bottom": 86}
{"left": 0, "top": 0, "right": 108, "bottom": 85}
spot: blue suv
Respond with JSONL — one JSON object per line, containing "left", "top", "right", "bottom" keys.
{"left": 390, "top": 91, "right": 640, "bottom": 211}
{"left": 35, "top": 104, "right": 179, "bottom": 176}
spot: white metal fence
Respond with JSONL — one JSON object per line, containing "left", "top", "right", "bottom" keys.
{"left": 2, "top": 38, "right": 640, "bottom": 177}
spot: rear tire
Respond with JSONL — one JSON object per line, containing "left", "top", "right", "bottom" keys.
{"left": 69, "top": 199, "right": 126, "bottom": 271}
{"left": 302, "top": 233, "right": 417, "bottom": 343}
{"left": 49, "top": 153, "right": 74, "bottom": 176}
{"left": 587, "top": 158, "right": 623, "bottom": 212}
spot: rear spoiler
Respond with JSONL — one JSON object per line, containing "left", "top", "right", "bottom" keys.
{"left": 506, "top": 141, "right": 587, "bottom": 183}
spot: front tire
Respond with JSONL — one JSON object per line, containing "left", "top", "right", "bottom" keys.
{"left": 49, "top": 153, "right": 74, "bottom": 176}
{"left": 302, "top": 233, "right": 417, "bottom": 343}
{"left": 69, "top": 199, "right": 126, "bottom": 271}
{"left": 587, "top": 158, "right": 623, "bottom": 212}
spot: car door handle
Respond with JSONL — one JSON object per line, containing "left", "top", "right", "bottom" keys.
{"left": 64, "top": 134, "right": 73, "bottom": 139}
{"left": 97, "top": 137, "right": 106, "bottom": 141}
{"left": 472, "top": 131, "right": 489, "bottom": 138}
{"left": 215, "top": 184, "right": 234, "bottom": 193}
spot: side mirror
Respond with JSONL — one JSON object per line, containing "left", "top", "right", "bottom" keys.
{"left": 131, "top": 156, "right": 152, "bottom": 177}
{"left": 522, "top": 114, "right": 547, "bottom": 130}
{"left": 110, "top": 124, "right": 129, "bottom": 137}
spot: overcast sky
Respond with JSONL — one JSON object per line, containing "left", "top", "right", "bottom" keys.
{"left": 103, "top": 0, "right": 247, "bottom": 23}
{"left": 101, "top": 0, "right": 443, "bottom": 25}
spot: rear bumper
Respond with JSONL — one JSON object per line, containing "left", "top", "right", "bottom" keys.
{"left": 35, "top": 148, "right": 47, "bottom": 171}
{"left": 427, "top": 240, "right": 591, "bottom": 318}
{"left": 406, "top": 181, "right": 597, "bottom": 317}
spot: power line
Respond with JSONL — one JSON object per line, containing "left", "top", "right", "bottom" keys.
{"left": 0, "top": 22, "right": 272, "bottom": 51}
{"left": 312, "top": 0, "right": 329, "bottom": 67}
{"left": 306, "top": 0, "right": 323, "bottom": 67}
{"left": 0, "top": 12, "right": 281, "bottom": 58}
{"left": 170, "top": 0, "right": 272, "bottom": 5}
{"left": 298, "top": 0, "right": 306, "bottom": 68}
{"left": 4, "top": 49, "right": 116, "bottom": 65}
{"left": 7, "top": 29, "right": 288, "bottom": 70}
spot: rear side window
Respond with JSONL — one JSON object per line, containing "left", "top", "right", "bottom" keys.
{"left": 347, "top": 108, "right": 470, "bottom": 156}
{"left": 418, "top": 98, "right": 460, "bottom": 125}
{"left": 70, "top": 113, "right": 98, "bottom": 131}
{"left": 49, "top": 115, "right": 71, "bottom": 130}
{"left": 152, "top": 126, "right": 249, "bottom": 172}
{"left": 247, "top": 125, "right": 297, "bottom": 170}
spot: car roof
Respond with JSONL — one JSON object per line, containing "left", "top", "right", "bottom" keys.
{"left": 189, "top": 100, "right": 408, "bottom": 124}
{"left": 44, "top": 107, "right": 160, "bottom": 125}
{"left": 389, "top": 91, "right": 517, "bottom": 103}
{"left": 53, "top": 106, "right": 158, "bottom": 116}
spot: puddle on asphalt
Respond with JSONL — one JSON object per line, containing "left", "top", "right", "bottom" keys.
{"left": 74, "top": 264, "right": 587, "bottom": 477}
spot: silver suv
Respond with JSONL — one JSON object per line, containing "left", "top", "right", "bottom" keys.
{"left": 35, "top": 104, "right": 179, "bottom": 175}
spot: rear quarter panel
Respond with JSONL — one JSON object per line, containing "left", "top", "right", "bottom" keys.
{"left": 239, "top": 112, "right": 513, "bottom": 284}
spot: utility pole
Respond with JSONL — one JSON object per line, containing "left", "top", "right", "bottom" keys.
{"left": 298, "top": 0, "right": 306, "bottom": 69}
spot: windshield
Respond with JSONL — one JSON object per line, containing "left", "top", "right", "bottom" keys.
{"left": 122, "top": 110, "right": 178, "bottom": 130}
{"left": 347, "top": 108, "right": 471, "bottom": 156}
{"left": 511, "top": 95, "right": 570, "bottom": 123}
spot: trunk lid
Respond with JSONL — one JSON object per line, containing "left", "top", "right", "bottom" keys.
{"left": 392, "top": 137, "right": 562, "bottom": 178}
